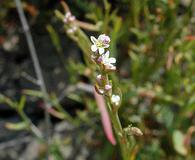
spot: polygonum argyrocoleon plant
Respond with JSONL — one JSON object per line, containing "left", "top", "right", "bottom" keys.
{"left": 90, "top": 34, "right": 143, "bottom": 160}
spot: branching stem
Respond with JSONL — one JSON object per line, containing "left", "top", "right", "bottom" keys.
{"left": 14, "top": 0, "right": 51, "bottom": 159}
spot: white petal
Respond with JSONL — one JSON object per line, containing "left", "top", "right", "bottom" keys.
{"left": 90, "top": 36, "right": 97, "bottom": 44}
{"left": 99, "top": 48, "right": 105, "bottom": 55}
{"left": 65, "top": 12, "right": 71, "bottom": 18}
{"left": 105, "top": 64, "right": 116, "bottom": 71}
{"left": 91, "top": 45, "right": 97, "bottom": 52}
{"left": 99, "top": 89, "right": 104, "bottom": 94}
{"left": 104, "top": 44, "right": 110, "bottom": 48}
{"left": 109, "top": 58, "right": 116, "bottom": 64}
{"left": 111, "top": 95, "right": 120, "bottom": 105}
{"left": 97, "top": 74, "right": 102, "bottom": 79}
{"left": 98, "top": 34, "right": 106, "bottom": 40}
{"left": 104, "top": 51, "right": 110, "bottom": 58}
{"left": 116, "top": 96, "right": 120, "bottom": 101}
{"left": 115, "top": 102, "right": 119, "bottom": 106}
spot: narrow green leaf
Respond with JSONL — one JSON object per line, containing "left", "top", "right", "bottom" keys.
{"left": 47, "top": 24, "right": 62, "bottom": 53}
{"left": 5, "top": 121, "right": 28, "bottom": 131}
{"left": 22, "top": 89, "right": 43, "bottom": 98}
{"left": 0, "top": 94, "right": 17, "bottom": 108}
{"left": 18, "top": 95, "right": 26, "bottom": 112}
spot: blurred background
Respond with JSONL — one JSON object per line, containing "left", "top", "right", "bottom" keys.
{"left": 1, "top": 0, "right": 195, "bottom": 159}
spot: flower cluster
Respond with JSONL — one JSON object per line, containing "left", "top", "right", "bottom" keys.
{"left": 63, "top": 12, "right": 75, "bottom": 23}
{"left": 63, "top": 12, "right": 77, "bottom": 34}
{"left": 90, "top": 34, "right": 120, "bottom": 106}
{"left": 90, "top": 34, "right": 116, "bottom": 72}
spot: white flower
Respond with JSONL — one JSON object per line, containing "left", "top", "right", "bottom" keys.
{"left": 98, "top": 34, "right": 110, "bottom": 44}
{"left": 101, "top": 51, "right": 116, "bottom": 70}
{"left": 111, "top": 94, "right": 120, "bottom": 106}
{"left": 90, "top": 34, "right": 110, "bottom": 54}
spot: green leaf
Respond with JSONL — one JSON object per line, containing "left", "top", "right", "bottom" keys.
{"left": 22, "top": 89, "right": 43, "bottom": 98}
{"left": 172, "top": 130, "right": 187, "bottom": 156}
{"left": 46, "top": 24, "right": 62, "bottom": 53}
{"left": 0, "top": 94, "right": 17, "bottom": 108}
{"left": 18, "top": 96, "right": 26, "bottom": 112}
{"left": 5, "top": 121, "right": 28, "bottom": 130}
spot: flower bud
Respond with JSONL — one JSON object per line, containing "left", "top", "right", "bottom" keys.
{"left": 95, "top": 84, "right": 104, "bottom": 95}
{"left": 111, "top": 94, "right": 120, "bottom": 106}
{"left": 69, "top": 15, "right": 75, "bottom": 22}
{"left": 63, "top": 12, "right": 76, "bottom": 24}
{"left": 63, "top": 18, "right": 67, "bottom": 23}
{"left": 97, "top": 56, "right": 103, "bottom": 63}
{"left": 67, "top": 26, "right": 77, "bottom": 34}
{"left": 104, "top": 65, "right": 116, "bottom": 72}
{"left": 67, "top": 28, "right": 74, "bottom": 34}
{"left": 98, "top": 34, "right": 111, "bottom": 45}
{"left": 65, "top": 12, "right": 71, "bottom": 18}
{"left": 105, "top": 84, "right": 112, "bottom": 91}
{"left": 96, "top": 74, "right": 103, "bottom": 86}
{"left": 96, "top": 74, "right": 102, "bottom": 80}
{"left": 124, "top": 126, "right": 143, "bottom": 137}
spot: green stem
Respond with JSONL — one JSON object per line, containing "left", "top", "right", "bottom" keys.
{"left": 107, "top": 101, "right": 129, "bottom": 160}
{"left": 102, "top": 73, "right": 129, "bottom": 160}
{"left": 18, "top": 110, "right": 43, "bottom": 140}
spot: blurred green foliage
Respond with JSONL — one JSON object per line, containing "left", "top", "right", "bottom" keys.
{"left": 62, "top": 0, "right": 195, "bottom": 159}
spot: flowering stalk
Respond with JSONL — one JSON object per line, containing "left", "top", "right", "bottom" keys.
{"left": 90, "top": 34, "right": 142, "bottom": 160}
{"left": 55, "top": 2, "right": 143, "bottom": 158}
{"left": 90, "top": 34, "right": 128, "bottom": 159}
